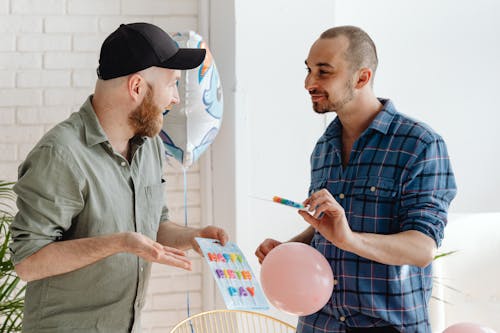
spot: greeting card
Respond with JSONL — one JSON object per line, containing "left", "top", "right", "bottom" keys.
{"left": 195, "top": 237, "right": 269, "bottom": 310}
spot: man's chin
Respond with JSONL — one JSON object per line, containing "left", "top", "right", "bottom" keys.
{"left": 313, "top": 103, "right": 333, "bottom": 114}
{"left": 147, "top": 119, "right": 163, "bottom": 137}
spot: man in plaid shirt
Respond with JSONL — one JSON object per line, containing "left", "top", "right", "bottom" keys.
{"left": 255, "top": 26, "right": 456, "bottom": 333}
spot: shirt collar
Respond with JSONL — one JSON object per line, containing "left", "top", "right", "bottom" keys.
{"left": 79, "top": 95, "right": 148, "bottom": 148}
{"left": 367, "top": 98, "right": 397, "bottom": 135}
{"left": 79, "top": 95, "right": 110, "bottom": 147}
{"left": 323, "top": 98, "right": 397, "bottom": 139}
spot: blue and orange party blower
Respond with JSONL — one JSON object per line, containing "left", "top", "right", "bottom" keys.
{"left": 272, "top": 196, "right": 306, "bottom": 209}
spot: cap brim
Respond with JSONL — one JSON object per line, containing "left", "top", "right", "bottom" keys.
{"left": 160, "top": 48, "right": 206, "bottom": 70}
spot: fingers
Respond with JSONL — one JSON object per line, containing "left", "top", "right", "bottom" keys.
{"left": 298, "top": 210, "right": 320, "bottom": 228}
{"left": 255, "top": 248, "right": 265, "bottom": 264}
{"left": 159, "top": 250, "right": 192, "bottom": 271}
{"left": 192, "top": 242, "right": 203, "bottom": 256}
{"left": 216, "top": 228, "right": 229, "bottom": 246}
{"left": 313, "top": 201, "right": 339, "bottom": 219}
{"left": 306, "top": 189, "right": 335, "bottom": 212}
{"left": 153, "top": 245, "right": 191, "bottom": 270}
{"left": 199, "top": 226, "right": 229, "bottom": 246}
{"left": 254, "top": 239, "right": 281, "bottom": 264}
{"left": 161, "top": 244, "right": 187, "bottom": 257}
{"left": 303, "top": 189, "right": 342, "bottom": 219}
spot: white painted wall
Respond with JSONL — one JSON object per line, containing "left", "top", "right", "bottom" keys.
{"left": 209, "top": 0, "right": 335, "bottom": 325}
{"left": 333, "top": 0, "right": 500, "bottom": 214}
{"left": 210, "top": 0, "right": 500, "bottom": 329}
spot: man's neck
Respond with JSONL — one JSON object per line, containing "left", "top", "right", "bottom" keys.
{"left": 338, "top": 94, "right": 383, "bottom": 141}
{"left": 91, "top": 94, "right": 134, "bottom": 159}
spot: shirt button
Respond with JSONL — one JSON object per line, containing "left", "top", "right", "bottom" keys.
{"left": 333, "top": 279, "right": 338, "bottom": 285}
{"left": 370, "top": 186, "right": 376, "bottom": 192}
{"left": 339, "top": 193, "right": 345, "bottom": 199}
{"left": 120, "top": 161, "right": 126, "bottom": 167}
{"left": 340, "top": 316, "right": 346, "bottom": 322}
{"left": 140, "top": 267, "right": 144, "bottom": 272}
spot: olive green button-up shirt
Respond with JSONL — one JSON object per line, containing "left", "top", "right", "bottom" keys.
{"left": 10, "top": 96, "right": 169, "bottom": 333}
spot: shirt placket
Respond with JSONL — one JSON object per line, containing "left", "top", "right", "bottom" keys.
{"left": 129, "top": 143, "right": 148, "bottom": 329}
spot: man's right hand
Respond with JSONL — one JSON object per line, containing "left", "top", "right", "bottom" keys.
{"left": 255, "top": 238, "right": 282, "bottom": 264}
{"left": 122, "top": 232, "right": 192, "bottom": 271}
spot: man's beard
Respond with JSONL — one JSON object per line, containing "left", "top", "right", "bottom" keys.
{"left": 313, "top": 78, "right": 355, "bottom": 114}
{"left": 128, "top": 84, "right": 163, "bottom": 137}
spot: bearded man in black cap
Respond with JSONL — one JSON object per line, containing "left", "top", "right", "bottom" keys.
{"left": 10, "top": 23, "right": 228, "bottom": 333}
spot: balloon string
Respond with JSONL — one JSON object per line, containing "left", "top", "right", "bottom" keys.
{"left": 183, "top": 167, "right": 194, "bottom": 333}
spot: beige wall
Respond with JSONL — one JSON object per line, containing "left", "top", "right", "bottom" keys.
{"left": 0, "top": 0, "right": 207, "bottom": 331}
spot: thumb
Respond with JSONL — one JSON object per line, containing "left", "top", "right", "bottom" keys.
{"left": 193, "top": 242, "right": 203, "bottom": 256}
{"left": 298, "top": 210, "right": 320, "bottom": 229}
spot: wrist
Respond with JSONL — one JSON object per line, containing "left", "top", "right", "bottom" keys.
{"left": 188, "top": 228, "right": 202, "bottom": 246}
{"left": 116, "top": 231, "right": 135, "bottom": 254}
{"left": 342, "top": 230, "right": 360, "bottom": 253}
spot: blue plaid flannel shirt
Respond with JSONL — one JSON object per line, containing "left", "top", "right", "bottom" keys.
{"left": 297, "top": 99, "right": 457, "bottom": 333}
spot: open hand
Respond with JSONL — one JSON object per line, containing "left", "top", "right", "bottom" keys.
{"left": 123, "top": 232, "right": 192, "bottom": 270}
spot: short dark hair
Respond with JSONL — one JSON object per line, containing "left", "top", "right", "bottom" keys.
{"left": 320, "top": 26, "right": 378, "bottom": 77}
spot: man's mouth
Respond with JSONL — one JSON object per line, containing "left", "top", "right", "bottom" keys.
{"left": 310, "top": 94, "right": 326, "bottom": 102}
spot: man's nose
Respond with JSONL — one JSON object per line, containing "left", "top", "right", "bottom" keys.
{"left": 172, "top": 88, "right": 180, "bottom": 105}
{"left": 305, "top": 75, "right": 317, "bottom": 92}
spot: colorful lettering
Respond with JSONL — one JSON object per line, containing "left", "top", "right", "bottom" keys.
{"left": 228, "top": 286, "right": 238, "bottom": 296}
{"left": 239, "top": 287, "right": 248, "bottom": 296}
{"left": 215, "top": 269, "right": 225, "bottom": 278}
{"left": 217, "top": 253, "right": 226, "bottom": 262}
{"left": 241, "top": 270, "right": 252, "bottom": 280}
{"left": 246, "top": 287, "right": 255, "bottom": 296}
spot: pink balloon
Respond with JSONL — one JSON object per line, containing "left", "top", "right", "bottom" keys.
{"left": 443, "top": 323, "right": 497, "bottom": 333}
{"left": 260, "top": 242, "right": 334, "bottom": 316}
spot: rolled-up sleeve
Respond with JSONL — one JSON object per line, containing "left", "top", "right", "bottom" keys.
{"left": 399, "top": 137, "right": 457, "bottom": 247}
{"left": 9, "top": 145, "right": 85, "bottom": 265}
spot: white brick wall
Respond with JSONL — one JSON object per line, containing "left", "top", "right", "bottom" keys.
{"left": 0, "top": 70, "right": 15, "bottom": 87}
{"left": 0, "top": 1, "right": 207, "bottom": 331}
{"left": 0, "top": 0, "right": 9, "bottom": 14}
{"left": 11, "top": 0, "right": 65, "bottom": 15}
{"left": 17, "top": 34, "right": 72, "bottom": 52}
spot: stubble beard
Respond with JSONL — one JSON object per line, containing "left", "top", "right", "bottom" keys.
{"left": 313, "top": 78, "right": 355, "bottom": 114}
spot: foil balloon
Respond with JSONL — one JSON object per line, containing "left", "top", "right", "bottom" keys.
{"left": 160, "top": 31, "right": 223, "bottom": 168}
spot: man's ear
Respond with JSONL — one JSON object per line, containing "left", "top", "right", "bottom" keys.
{"left": 127, "top": 73, "right": 145, "bottom": 102}
{"left": 354, "top": 67, "right": 373, "bottom": 89}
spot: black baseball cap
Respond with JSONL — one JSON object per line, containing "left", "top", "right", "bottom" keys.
{"left": 97, "top": 22, "right": 206, "bottom": 80}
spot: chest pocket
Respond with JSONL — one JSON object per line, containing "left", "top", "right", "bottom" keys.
{"left": 141, "top": 183, "right": 165, "bottom": 239}
{"left": 350, "top": 177, "right": 399, "bottom": 233}
{"left": 352, "top": 177, "right": 397, "bottom": 198}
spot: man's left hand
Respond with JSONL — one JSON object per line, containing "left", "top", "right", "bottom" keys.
{"left": 191, "top": 226, "right": 229, "bottom": 255}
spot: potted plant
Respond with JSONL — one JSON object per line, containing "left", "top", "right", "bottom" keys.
{"left": 0, "top": 180, "right": 25, "bottom": 332}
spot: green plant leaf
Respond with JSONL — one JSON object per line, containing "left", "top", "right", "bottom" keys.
{"left": 0, "top": 180, "right": 23, "bottom": 332}
{"left": 434, "top": 250, "right": 459, "bottom": 260}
